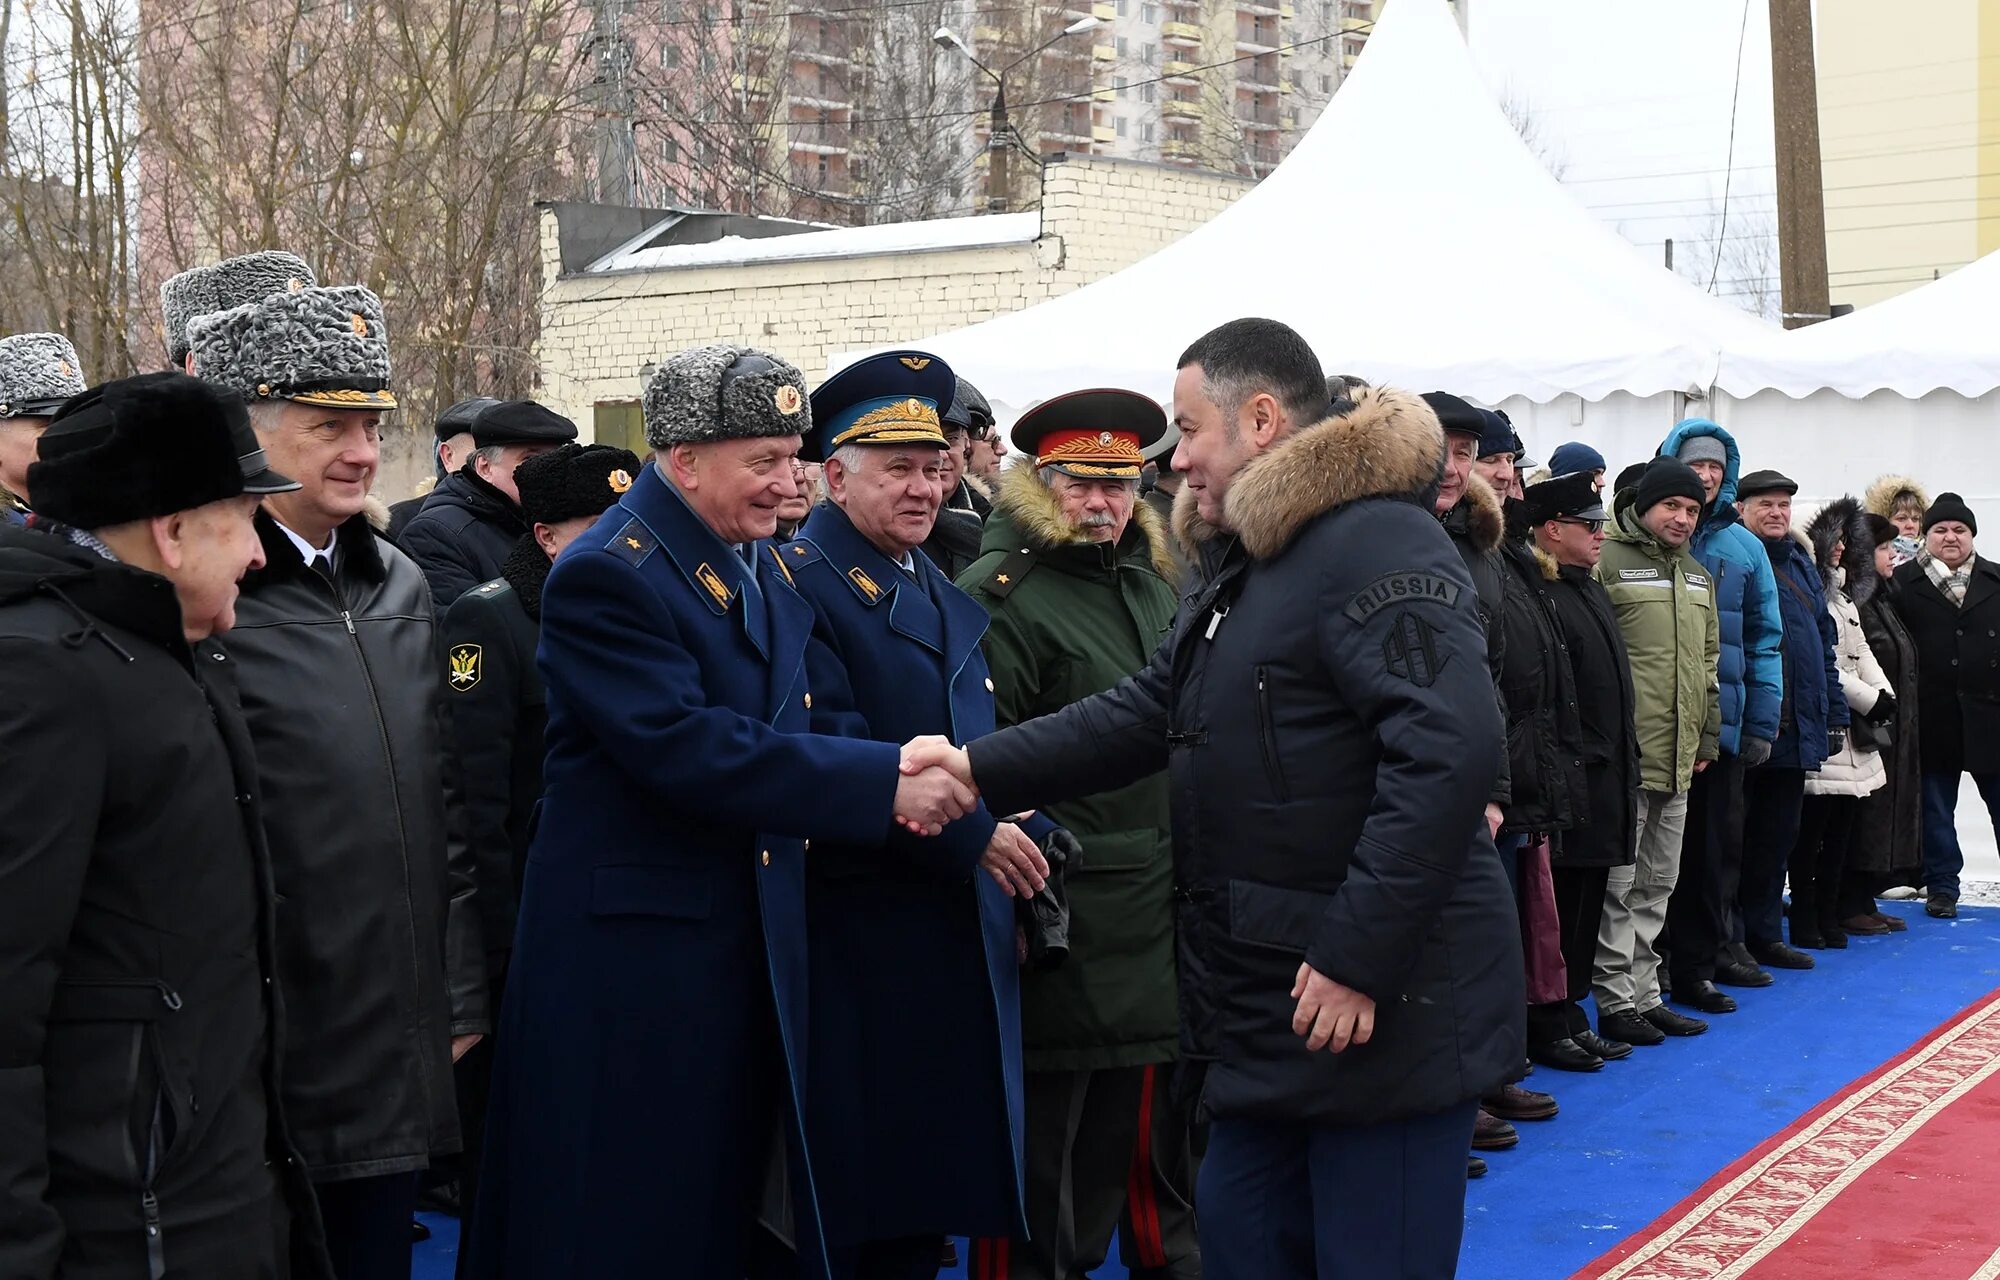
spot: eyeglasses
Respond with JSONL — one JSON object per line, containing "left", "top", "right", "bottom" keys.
{"left": 1558, "top": 517, "right": 1605, "bottom": 534}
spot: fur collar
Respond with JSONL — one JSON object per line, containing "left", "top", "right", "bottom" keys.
{"left": 1530, "top": 542, "right": 1562, "bottom": 582}
{"left": 242, "top": 497, "right": 392, "bottom": 592}
{"left": 991, "top": 463, "right": 1178, "bottom": 581}
{"left": 1170, "top": 385, "right": 1445, "bottom": 562}
{"left": 1864, "top": 473, "right": 1928, "bottom": 521}
{"left": 500, "top": 534, "right": 551, "bottom": 621}
{"left": 1805, "top": 495, "right": 1878, "bottom": 605}
{"left": 1443, "top": 472, "right": 1505, "bottom": 554}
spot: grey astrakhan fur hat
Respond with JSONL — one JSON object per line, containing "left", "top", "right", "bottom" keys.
{"left": 160, "top": 251, "right": 317, "bottom": 365}
{"left": 186, "top": 284, "right": 396, "bottom": 410}
{"left": 643, "top": 345, "right": 811, "bottom": 449}
{"left": 0, "top": 333, "right": 88, "bottom": 418}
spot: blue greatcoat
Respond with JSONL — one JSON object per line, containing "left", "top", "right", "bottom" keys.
{"left": 466, "top": 462, "right": 902, "bottom": 1280}
{"left": 1658, "top": 418, "right": 1784, "bottom": 754}
{"left": 1762, "top": 530, "right": 1850, "bottom": 771}
{"left": 781, "top": 501, "right": 1034, "bottom": 1246}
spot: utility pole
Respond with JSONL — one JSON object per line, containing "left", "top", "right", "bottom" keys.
{"left": 1768, "top": 0, "right": 1830, "bottom": 327}
{"left": 589, "top": 0, "right": 636, "bottom": 205}
{"left": 988, "top": 85, "right": 1012, "bottom": 214}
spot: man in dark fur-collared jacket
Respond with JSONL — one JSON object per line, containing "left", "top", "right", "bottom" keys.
{"left": 906, "top": 319, "right": 1521, "bottom": 1280}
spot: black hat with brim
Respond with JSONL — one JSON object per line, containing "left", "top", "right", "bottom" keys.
{"left": 30, "top": 373, "right": 297, "bottom": 529}
{"left": 471, "top": 400, "right": 580, "bottom": 449}
{"left": 1523, "top": 470, "right": 1608, "bottom": 526}
{"left": 1421, "top": 391, "right": 1485, "bottom": 439}
{"left": 1736, "top": 469, "right": 1799, "bottom": 501}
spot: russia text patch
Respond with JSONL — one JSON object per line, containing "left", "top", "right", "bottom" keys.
{"left": 1344, "top": 571, "right": 1462, "bottom": 625}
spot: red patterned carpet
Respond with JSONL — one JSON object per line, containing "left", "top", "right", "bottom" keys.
{"left": 1572, "top": 988, "right": 2000, "bottom": 1280}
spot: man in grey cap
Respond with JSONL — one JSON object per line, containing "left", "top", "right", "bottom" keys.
{"left": 386, "top": 396, "right": 501, "bottom": 545}
{"left": 160, "top": 249, "right": 316, "bottom": 371}
{"left": 189, "top": 283, "right": 486, "bottom": 1280}
{"left": 464, "top": 344, "right": 979, "bottom": 1280}
{"left": 0, "top": 332, "right": 87, "bottom": 524}
{"left": 400, "top": 399, "right": 579, "bottom": 610}
{"left": 0, "top": 373, "right": 335, "bottom": 1280}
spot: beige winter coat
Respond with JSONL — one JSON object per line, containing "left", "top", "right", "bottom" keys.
{"left": 1806, "top": 571, "right": 1892, "bottom": 797}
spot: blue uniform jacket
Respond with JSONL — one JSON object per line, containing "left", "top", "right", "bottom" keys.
{"left": 1763, "top": 530, "right": 1849, "bottom": 771}
{"left": 1659, "top": 419, "right": 1784, "bottom": 754}
{"left": 466, "top": 462, "right": 901, "bottom": 1280}
{"left": 781, "top": 501, "right": 1036, "bottom": 1246}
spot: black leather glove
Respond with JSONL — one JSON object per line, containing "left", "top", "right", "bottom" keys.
{"left": 1740, "top": 736, "right": 1772, "bottom": 768}
{"left": 1017, "top": 828, "right": 1080, "bottom": 971}
{"left": 1828, "top": 728, "right": 1846, "bottom": 758}
{"left": 1869, "top": 690, "right": 1898, "bottom": 723}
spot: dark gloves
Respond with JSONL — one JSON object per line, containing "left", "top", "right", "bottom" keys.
{"left": 1828, "top": 728, "right": 1846, "bottom": 758}
{"left": 1740, "top": 736, "right": 1772, "bottom": 768}
{"left": 1869, "top": 690, "right": 1898, "bottom": 724}
{"left": 1017, "top": 828, "right": 1080, "bottom": 971}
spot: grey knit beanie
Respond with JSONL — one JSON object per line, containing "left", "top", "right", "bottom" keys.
{"left": 186, "top": 284, "right": 395, "bottom": 410}
{"left": 160, "top": 251, "right": 317, "bottom": 366}
{"left": 0, "top": 333, "right": 87, "bottom": 418}
{"left": 1675, "top": 435, "right": 1729, "bottom": 469}
{"left": 642, "top": 345, "right": 811, "bottom": 449}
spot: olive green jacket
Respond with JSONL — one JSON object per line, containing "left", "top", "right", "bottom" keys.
{"left": 1595, "top": 501, "right": 1722, "bottom": 794}
{"left": 957, "top": 465, "right": 1182, "bottom": 1071}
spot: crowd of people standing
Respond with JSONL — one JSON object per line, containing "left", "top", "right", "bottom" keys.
{"left": 0, "top": 249, "right": 1993, "bottom": 1280}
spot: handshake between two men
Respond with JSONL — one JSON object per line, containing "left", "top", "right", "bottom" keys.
{"left": 892, "top": 734, "right": 1050, "bottom": 901}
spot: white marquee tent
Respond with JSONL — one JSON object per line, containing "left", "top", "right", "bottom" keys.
{"left": 837, "top": 0, "right": 1785, "bottom": 455}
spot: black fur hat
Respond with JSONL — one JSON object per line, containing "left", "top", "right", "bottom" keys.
{"left": 514, "top": 442, "right": 642, "bottom": 527}
{"left": 30, "top": 373, "right": 298, "bottom": 530}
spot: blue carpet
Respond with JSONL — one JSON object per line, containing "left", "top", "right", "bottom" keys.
{"left": 413, "top": 901, "right": 2000, "bottom": 1279}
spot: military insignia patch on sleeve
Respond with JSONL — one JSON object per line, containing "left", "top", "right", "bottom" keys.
{"left": 1381, "top": 612, "right": 1448, "bottom": 687}
{"left": 447, "top": 643, "right": 482, "bottom": 691}
{"left": 608, "top": 518, "right": 657, "bottom": 565}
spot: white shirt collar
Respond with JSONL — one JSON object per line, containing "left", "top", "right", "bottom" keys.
{"left": 275, "top": 518, "right": 334, "bottom": 569}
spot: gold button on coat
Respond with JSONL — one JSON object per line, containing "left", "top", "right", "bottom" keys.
{"left": 804, "top": 692, "right": 813, "bottom": 709}
{"left": 761, "top": 849, "right": 771, "bottom": 866}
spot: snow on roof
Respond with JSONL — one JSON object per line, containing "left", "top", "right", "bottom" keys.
{"left": 592, "top": 211, "right": 1042, "bottom": 273}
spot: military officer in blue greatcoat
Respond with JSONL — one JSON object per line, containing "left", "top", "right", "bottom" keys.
{"left": 464, "top": 345, "right": 978, "bottom": 1280}
{"left": 780, "top": 351, "right": 1062, "bottom": 1279}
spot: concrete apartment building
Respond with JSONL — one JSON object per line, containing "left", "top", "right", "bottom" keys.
{"left": 1816, "top": 0, "right": 2000, "bottom": 305}
{"left": 614, "top": 0, "right": 1383, "bottom": 223}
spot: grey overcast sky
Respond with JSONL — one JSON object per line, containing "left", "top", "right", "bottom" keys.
{"left": 1466, "top": 1, "right": 1783, "bottom": 309}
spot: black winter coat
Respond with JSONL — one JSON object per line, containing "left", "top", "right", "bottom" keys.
{"left": 225, "top": 510, "right": 486, "bottom": 1179}
{"left": 1893, "top": 555, "right": 2000, "bottom": 775}
{"left": 1857, "top": 590, "right": 1921, "bottom": 875}
{"left": 920, "top": 505, "right": 986, "bottom": 582}
{"left": 1495, "top": 531, "right": 1588, "bottom": 836}
{"left": 1442, "top": 477, "right": 1512, "bottom": 809}
{"left": 400, "top": 468, "right": 527, "bottom": 612}
{"left": 0, "top": 527, "right": 331, "bottom": 1280}
{"left": 1541, "top": 559, "right": 1640, "bottom": 868}
{"left": 967, "top": 389, "right": 1523, "bottom": 1126}
{"left": 439, "top": 537, "right": 551, "bottom": 977}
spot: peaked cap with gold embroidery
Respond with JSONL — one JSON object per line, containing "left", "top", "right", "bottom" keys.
{"left": 1013, "top": 388, "right": 1166, "bottom": 479}
{"left": 803, "top": 349, "right": 955, "bottom": 463}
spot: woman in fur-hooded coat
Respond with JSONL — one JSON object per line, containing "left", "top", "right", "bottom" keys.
{"left": 1791, "top": 499, "right": 1894, "bottom": 945}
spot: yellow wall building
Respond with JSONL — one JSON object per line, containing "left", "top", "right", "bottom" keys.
{"left": 1816, "top": 0, "right": 2000, "bottom": 305}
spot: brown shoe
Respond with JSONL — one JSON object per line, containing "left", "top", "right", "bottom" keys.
{"left": 1842, "top": 914, "right": 1891, "bottom": 936}
{"left": 1871, "top": 911, "right": 1908, "bottom": 933}
{"left": 1472, "top": 1107, "right": 1520, "bottom": 1150}
{"left": 1481, "top": 1082, "right": 1559, "bottom": 1121}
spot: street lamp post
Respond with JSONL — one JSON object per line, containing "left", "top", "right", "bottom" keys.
{"left": 936, "top": 16, "right": 1101, "bottom": 214}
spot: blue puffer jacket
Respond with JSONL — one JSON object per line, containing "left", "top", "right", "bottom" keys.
{"left": 1657, "top": 419, "right": 1784, "bottom": 754}
{"left": 1761, "top": 531, "right": 1849, "bottom": 770}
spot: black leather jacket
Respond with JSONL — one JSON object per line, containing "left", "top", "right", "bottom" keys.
{"left": 224, "top": 508, "right": 486, "bottom": 1179}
